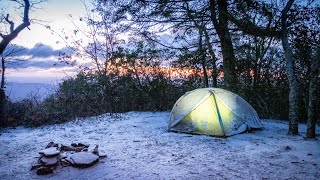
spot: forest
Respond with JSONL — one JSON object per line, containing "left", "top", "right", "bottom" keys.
{"left": 0, "top": 0, "right": 319, "bottom": 139}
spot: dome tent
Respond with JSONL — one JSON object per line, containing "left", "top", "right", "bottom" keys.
{"left": 168, "top": 88, "right": 263, "bottom": 137}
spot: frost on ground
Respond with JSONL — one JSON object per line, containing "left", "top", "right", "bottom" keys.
{"left": 0, "top": 112, "right": 319, "bottom": 180}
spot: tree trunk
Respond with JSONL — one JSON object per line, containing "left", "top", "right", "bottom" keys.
{"left": 201, "top": 60, "right": 209, "bottom": 87}
{"left": 306, "top": 47, "right": 320, "bottom": 138}
{"left": 283, "top": 39, "right": 299, "bottom": 134}
{"left": 253, "top": 63, "right": 261, "bottom": 88}
{"left": 0, "top": 56, "right": 5, "bottom": 126}
{"left": 184, "top": 1, "right": 217, "bottom": 87}
{"left": 281, "top": 0, "right": 299, "bottom": 134}
{"left": 198, "top": 30, "right": 209, "bottom": 87}
{"left": 209, "top": 0, "right": 237, "bottom": 91}
{"left": 0, "top": 0, "right": 30, "bottom": 123}
{"left": 203, "top": 27, "right": 218, "bottom": 87}
{"left": 1, "top": 56, "right": 5, "bottom": 89}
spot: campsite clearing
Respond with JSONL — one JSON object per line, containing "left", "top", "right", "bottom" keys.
{"left": 0, "top": 112, "right": 319, "bottom": 179}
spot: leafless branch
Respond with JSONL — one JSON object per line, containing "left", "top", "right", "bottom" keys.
{"left": 0, "top": 0, "right": 31, "bottom": 55}
{"left": 4, "top": 14, "right": 14, "bottom": 33}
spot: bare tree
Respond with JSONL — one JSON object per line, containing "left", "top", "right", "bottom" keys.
{"left": 218, "top": 0, "right": 299, "bottom": 134}
{"left": 209, "top": 0, "right": 237, "bottom": 91}
{"left": 0, "top": 0, "right": 31, "bottom": 54}
{"left": 280, "top": 0, "right": 299, "bottom": 134}
{"left": 0, "top": 0, "right": 45, "bottom": 124}
{"left": 113, "top": 0, "right": 219, "bottom": 88}
{"left": 183, "top": 1, "right": 218, "bottom": 87}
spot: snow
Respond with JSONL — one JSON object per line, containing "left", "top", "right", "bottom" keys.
{"left": 70, "top": 152, "right": 99, "bottom": 167}
{"left": 39, "top": 156, "right": 58, "bottom": 166}
{"left": 0, "top": 112, "right": 319, "bottom": 179}
{"left": 39, "top": 147, "right": 60, "bottom": 156}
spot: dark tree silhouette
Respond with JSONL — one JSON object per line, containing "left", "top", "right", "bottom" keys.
{"left": 0, "top": 0, "right": 30, "bottom": 124}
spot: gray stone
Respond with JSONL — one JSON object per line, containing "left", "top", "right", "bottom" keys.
{"left": 60, "top": 159, "right": 71, "bottom": 167}
{"left": 61, "top": 145, "right": 76, "bottom": 151}
{"left": 285, "top": 146, "right": 292, "bottom": 150}
{"left": 30, "top": 164, "right": 42, "bottom": 170}
{"left": 61, "top": 145, "right": 84, "bottom": 152}
{"left": 60, "top": 152, "right": 67, "bottom": 159}
{"left": 78, "top": 143, "right": 89, "bottom": 148}
{"left": 70, "top": 152, "right": 99, "bottom": 168}
{"left": 39, "top": 147, "right": 60, "bottom": 157}
{"left": 39, "top": 156, "right": 58, "bottom": 166}
{"left": 98, "top": 150, "right": 107, "bottom": 158}
{"left": 88, "top": 144, "right": 99, "bottom": 155}
{"left": 37, "top": 166, "right": 54, "bottom": 175}
{"left": 65, "top": 155, "right": 75, "bottom": 165}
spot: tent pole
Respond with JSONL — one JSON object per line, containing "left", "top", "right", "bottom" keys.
{"left": 212, "top": 92, "right": 225, "bottom": 136}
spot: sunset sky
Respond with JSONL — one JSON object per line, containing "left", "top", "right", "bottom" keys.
{"left": 2, "top": 0, "right": 182, "bottom": 85}
{"left": 5, "top": 0, "right": 318, "bottom": 86}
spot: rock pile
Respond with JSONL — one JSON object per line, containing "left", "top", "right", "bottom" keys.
{"left": 31, "top": 142, "right": 107, "bottom": 175}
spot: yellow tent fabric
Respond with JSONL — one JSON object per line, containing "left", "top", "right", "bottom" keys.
{"left": 168, "top": 88, "right": 263, "bottom": 137}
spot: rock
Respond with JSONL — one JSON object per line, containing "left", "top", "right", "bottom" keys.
{"left": 98, "top": 150, "right": 107, "bottom": 158}
{"left": 285, "top": 146, "right": 292, "bottom": 151}
{"left": 60, "top": 152, "right": 67, "bottom": 159}
{"left": 78, "top": 143, "right": 89, "bottom": 148}
{"left": 45, "top": 141, "right": 59, "bottom": 148}
{"left": 61, "top": 145, "right": 84, "bottom": 152}
{"left": 61, "top": 145, "right": 76, "bottom": 151}
{"left": 45, "top": 142, "right": 54, "bottom": 148}
{"left": 37, "top": 166, "right": 54, "bottom": 175}
{"left": 30, "top": 164, "right": 42, "bottom": 170}
{"left": 39, "top": 147, "right": 60, "bottom": 157}
{"left": 70, "top": 152, "right": 99, "bottom": 168}
{"left": 88, "top": 144, "right": 99, "bottom": 155}
{"left": 77, "top": 146, "right": 86, "bottom": 152}
{"left": 71, "top": 143, "right": 89, "bottom": 148}
{"left": 60, "top": 159, "right": 71, "bottom": 167}
{"left": 39, "top": 156, "right": 59, "bottom": 166}
{"left": 33, "top": 141, "right": 105, "bottom": 175}
{"left": 65, "top": 155, "right": 75, "bottom": 165}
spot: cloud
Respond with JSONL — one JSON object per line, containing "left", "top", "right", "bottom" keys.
{"left": 27, "top": 43, "right": 60, "bottom": 57}
{"left": 26, "top": 43, "right": 74, "bottom": 58}
{"left": 2, "top": 44, "right": 27, "bottom": 57}
{"left": 16, "top": 60, "right": 69, "bottom": 69}
{"left": 3, "top": 43, "right": 75, "bottom": 69}
{"left": 8, "top": 59, "right": 69, "bottom": 69}
{"left": 4, "top": 43, "right": 73, "bottom": 58}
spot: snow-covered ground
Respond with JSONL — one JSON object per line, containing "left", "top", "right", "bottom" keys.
{"left": 0, "top": 112, "right": 319, "bottom": 180}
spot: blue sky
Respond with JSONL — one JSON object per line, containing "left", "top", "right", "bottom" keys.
{"left": 5, "top": 0, "right": 86, "bottom": 49}
{"left": 1, "top": 0, "right": 88, "bottom": 83}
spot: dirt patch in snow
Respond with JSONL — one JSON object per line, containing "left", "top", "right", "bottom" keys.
{"left": 0, "top": 112, "right": 319, "bottom": 180}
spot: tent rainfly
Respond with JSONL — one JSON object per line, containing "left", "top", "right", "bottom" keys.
{"left": 168, "top": 88, "right": 263, "bottom": 137}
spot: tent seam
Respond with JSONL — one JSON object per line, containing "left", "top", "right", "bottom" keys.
{"left": 211, "top": 91, "right": 225, "bottom": 136}
{"left": 169, "top": 92, "right": 212, "bottom": 128}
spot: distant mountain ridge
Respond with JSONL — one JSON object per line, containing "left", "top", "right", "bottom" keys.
{"left": 5, "top": 82, "right": 56, "bottom": 101}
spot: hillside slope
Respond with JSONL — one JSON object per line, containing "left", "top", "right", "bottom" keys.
{"left": 0, "top": 112, "right": 319, "bottom": 180}
{"left": 5, "top": 82, "right": 55, "bottom": 101}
